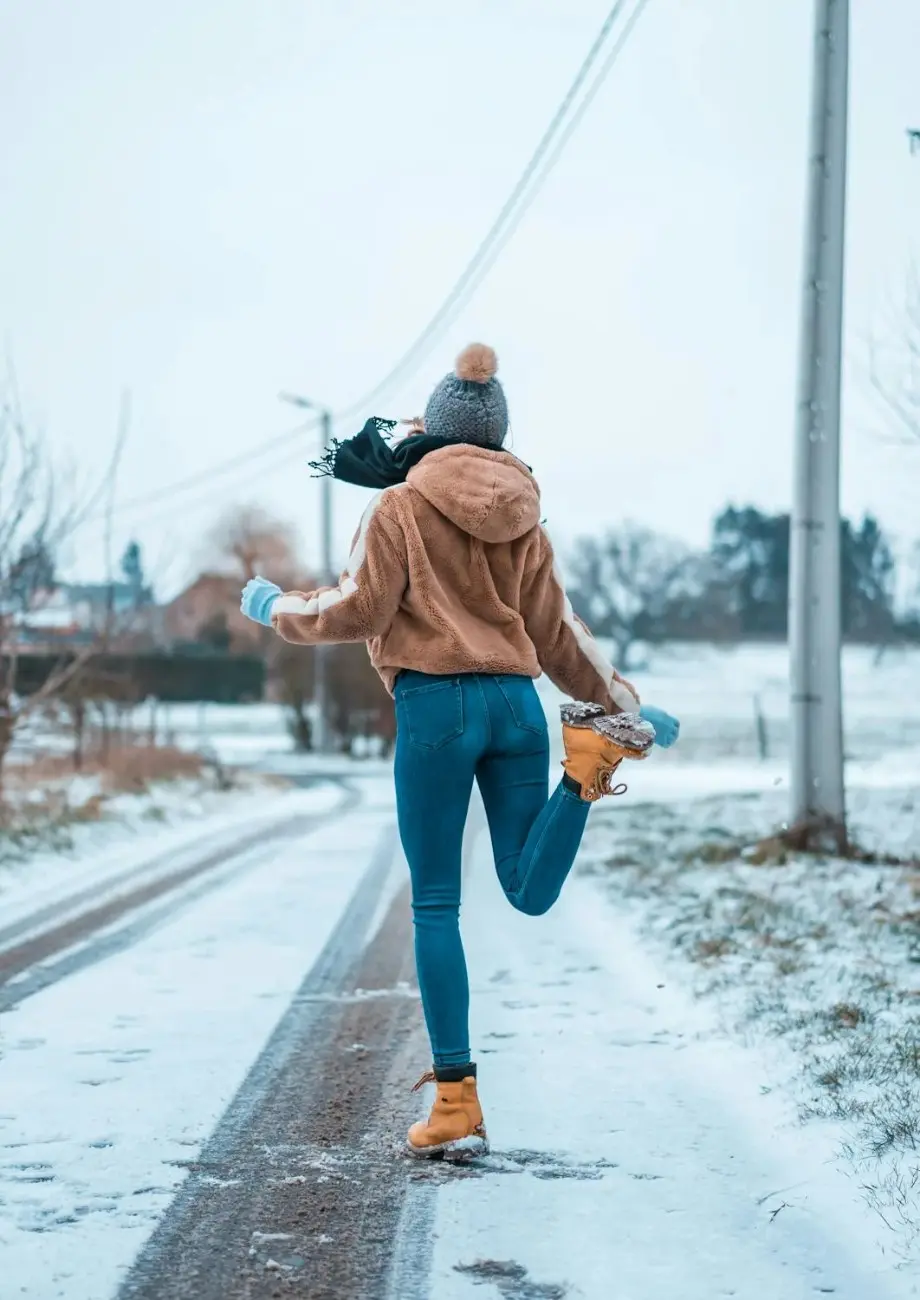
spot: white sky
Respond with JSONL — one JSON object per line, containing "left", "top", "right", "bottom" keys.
{"left": 1, "top": 0, "right": 919, "bottom": 593}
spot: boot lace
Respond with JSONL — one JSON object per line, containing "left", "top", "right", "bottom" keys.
{"left": 599, "top": 769, "right": 628, "bottom": 797}
{"left": 411, "top": 1070, "right": 436, "bottom": 1093}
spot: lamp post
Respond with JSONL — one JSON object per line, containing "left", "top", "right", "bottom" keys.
{"left": 279, "top": 393, "right": 334, "bottom": 755}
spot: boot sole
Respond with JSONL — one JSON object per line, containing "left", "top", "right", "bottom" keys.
{"left": 559, "top": 701, "right": 606, "bottom": 726}
{"left": 592, "top": 712, "right": 655, "bottom": 756}
{"left": 561, "top": 705, "right": 655, "bottom": 758}
{"left": 405, "top": 1133, "right": 490, "bottom": 1162}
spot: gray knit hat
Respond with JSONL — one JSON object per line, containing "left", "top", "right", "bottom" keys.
{"left": 423, "top": 343, "right": 509, "bottom": 447}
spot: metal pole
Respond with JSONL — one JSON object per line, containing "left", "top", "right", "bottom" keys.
{"left": 789, "top": 0, "right": 849, "bottom": 849}
{"left": 313, "top": 409, "right": 334, "bottom": 755}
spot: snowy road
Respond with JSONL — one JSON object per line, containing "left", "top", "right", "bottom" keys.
{"left": 0, "top": 781, "right": 352, "bottom": 1011}
{"left": 1, "top": 776, "right": 916, "bottom": 1299}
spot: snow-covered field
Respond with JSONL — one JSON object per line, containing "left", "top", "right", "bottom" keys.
{"left": 624, "top": 641, "right": 920, "bottom": 763}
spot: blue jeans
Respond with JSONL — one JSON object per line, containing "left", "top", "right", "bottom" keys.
{"left": 394, "top": 671, "right": 591, "bottom": 1069}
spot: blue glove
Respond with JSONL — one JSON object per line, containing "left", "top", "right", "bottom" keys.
{"left": 639, "top": 704, "right": 680, "bottom": 749}
{"left": 240, "top": 576, "right": 282, "bottom": 627}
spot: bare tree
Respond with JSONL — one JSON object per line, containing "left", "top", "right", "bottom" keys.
{"left": 567, "top": 523, "right": 701, "bottom": 669}
{"left": 869, "top": 261, "right": 920, "bottom": 443}
{"left": 326, "top": 643, "right": 395, "bottom": 755}
{"left": 0, "top": 381, "right": 122, "bottom": 799}
{"left": 205, "top": 505, "right": 301, "bottom": 584}
{"left": 271, "top": 641, "right": 395, "bottom": 756}
{"left": 196, "top": 504, "right": 307, "bottom": 654}
{"left": 204, "top": 503, "right": 330, "bottom": 747}
{"left": 273, "top": 639, "right": 316, "bottom": 752}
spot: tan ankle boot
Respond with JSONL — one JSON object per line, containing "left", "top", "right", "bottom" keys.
{"left": 406, "top": 1070, "right": 489, "bottom": 1160}
{"left": 561, "top": 703, "right": 655, "bottom": 803}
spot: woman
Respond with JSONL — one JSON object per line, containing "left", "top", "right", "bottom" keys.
{"left": 241, "top": 344, "right": 679, "bottom": 1160}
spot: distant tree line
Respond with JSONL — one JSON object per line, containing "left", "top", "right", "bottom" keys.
{"left": 568, "top": 506, "right": 918, "bottom": 669}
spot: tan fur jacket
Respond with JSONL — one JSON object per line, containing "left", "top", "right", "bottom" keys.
{"left": 272, "top": 444, "right": 639, "bottom": 714}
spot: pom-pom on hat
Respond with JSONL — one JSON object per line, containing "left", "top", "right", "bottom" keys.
{"left": 423, "top": 343, "right": 509, "bottom": 447}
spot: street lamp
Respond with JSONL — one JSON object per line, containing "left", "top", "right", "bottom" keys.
{"left": 279, "top": 391, "right": 335, "bottom": 755}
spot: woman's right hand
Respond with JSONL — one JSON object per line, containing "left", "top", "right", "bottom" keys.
{"left": 240, "top": 576, "right": 282, "bottom": 627}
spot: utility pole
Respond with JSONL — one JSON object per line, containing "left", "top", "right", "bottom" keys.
{"left": 279, "top": 393, "right": 335, "bottom": 755}
{"left": 788, "top": 0, "right": 849, "bottom": 850}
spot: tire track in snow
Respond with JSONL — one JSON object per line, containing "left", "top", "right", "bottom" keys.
{"left": 0, "top": 781, "right": 356, "bottom": 1013}
{"left": 386, "top": 802, "right": 489, "bottom": 1300}
{"left": 119, "top": 820, "right": 428, "bottom": 1300}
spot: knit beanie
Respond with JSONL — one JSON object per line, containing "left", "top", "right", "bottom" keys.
{"left": 423, "top": 344, "right": 509, "bottom": 447}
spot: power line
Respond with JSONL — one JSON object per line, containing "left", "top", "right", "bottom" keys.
{"left": 104, "top": 414, "right": 318, "bottom": 518}
{"left": 80, "top": 437, "right": 311, "bottom": 535}
{"left": 349, "top": 0, "right": 652, "bottom": 392}
{"left": 335, "top": 0, "right": 643, "bottom": 419}
{"left": 102, "top": 0, "right": 651, "bottom": 524}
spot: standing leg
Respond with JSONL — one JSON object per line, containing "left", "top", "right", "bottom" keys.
{"left": 477, "top": 677, "right": 590, "bottom": 917}
{"left": 394, "top": 673, "right": 482, "bottom": 1069}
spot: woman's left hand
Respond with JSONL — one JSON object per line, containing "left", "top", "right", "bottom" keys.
{"left": 638, "top": 704, "right": 680, "bottom": 749}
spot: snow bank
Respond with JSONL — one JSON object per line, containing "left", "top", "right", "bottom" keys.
{"left": 579, "top": 776, "right": 920, "bottom": 1269}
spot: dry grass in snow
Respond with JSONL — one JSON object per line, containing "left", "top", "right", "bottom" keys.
{"left": 0, "top": 742, "right": 269, "bottom": 868}
{"left": 579, "top": 782, "right": 920, "bottom": 1259}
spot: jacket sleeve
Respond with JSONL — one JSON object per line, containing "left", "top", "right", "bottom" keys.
{"left": 520, "top": 528, "right": 640, "bottom": 714}
{"left": 271, "top": 492, "right": 407, "bottom": 646}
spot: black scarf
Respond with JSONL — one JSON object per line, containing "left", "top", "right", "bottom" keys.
{"left": 309, "top": 418, "right": 461, "bottom": 489}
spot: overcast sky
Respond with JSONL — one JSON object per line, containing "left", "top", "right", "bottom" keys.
{"left": 1, "top": 0, "right": 918, "bottom": 593}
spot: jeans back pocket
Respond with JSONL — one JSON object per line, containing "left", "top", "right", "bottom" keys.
{"left": 397, "top": 679, "right": 464, "bottom": 751}
{"left": 495, "top": 676, "right": 547, "bottom": 736}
